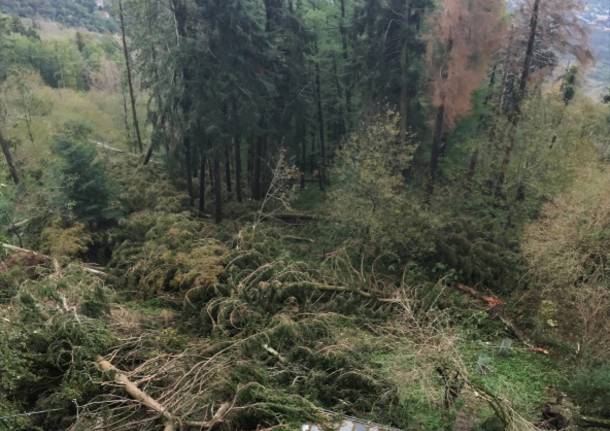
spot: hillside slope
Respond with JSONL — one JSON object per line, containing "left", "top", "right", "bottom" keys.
{"left": 0, "top": 0, "right": 116, "bottom": 32}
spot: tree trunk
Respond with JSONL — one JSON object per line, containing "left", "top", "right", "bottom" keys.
{"left": 516, "top": 0, "right": 540, "bottom": 111}
{"left": 213, "top": 158, "right": 222, "bottom": 223}
{"left": 495, "top": 132, "right": 515, "bottom": 198}
{"left": 198, "top": 151, "right": 206, "bottom": 214}
{"left": 120, "top": 76, "right": 133, "bottom": 145}
{"left": 252, "top": 136, "right": 263, "bottom": 200}
{"left": 0, "top": 132, "right": 19, "bottom": 185}
{"left": 232, "top": 100, "right": 243, "bottom": 203}
{"left": 467, "top": 148, "right": 479, "bottom": 182}
{"left": 224, "top": 145, "right": 232, "bottom": 197}
{"left": 332, "top": 54, "right": 346, "bottom": 139}
{"left": 185, "top": 138, "right": 194, "bottom": 207}
{"left": 428, "top": 105, "right": 445, "bottom": 196}
{"left": 234, "top": 136, "right": 242, "bottom": 203}
{"left": 495, "top": 0, "right": 540, "bottom": 196}
{"left": 315, "top": 62, "right": 326, "bottom": 187}
{"left": 399, "top": 40, "right": 409, "bottom": 147}
{"left": 340, "top": 0, "right": 352, "bottom": 128}
{"left": 301, "top": 122, "right": 307, "bottom": 173}
{"left": 118, "top": 0, "right": 143, "bottom": 153}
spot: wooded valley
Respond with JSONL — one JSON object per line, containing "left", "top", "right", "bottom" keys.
{"left": 1, "top": 0, "right": 609, "bottom": 430}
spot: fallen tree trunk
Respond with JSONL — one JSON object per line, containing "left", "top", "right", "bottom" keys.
{"left": 579, "top": 416, "right": 610, "bottom": 429}
{"left": 272, "top": 213, "right": 321, "bottom": 224}
{"left": 452, "top": 283, "right": 549, "bottom": 355}
{"left": 96, "top": 355, "right": 231, "bottom": 430}
{"left": 1, "top": 243, "right": 107, "bottom": 277}
{"left": 96, "top": 356, "right": 177, "bottom": 430}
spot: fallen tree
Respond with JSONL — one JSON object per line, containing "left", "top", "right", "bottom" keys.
{"left": 1, "top": 243, "right": 107, "bottom": 277}
{"left": 96, "top": 355, "right": 231, "bottom": 430}
{"left": 452, "top": 283, "right": 549, "bottom": 355}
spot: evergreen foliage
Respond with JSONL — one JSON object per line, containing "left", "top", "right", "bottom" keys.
{"left": 50, "top": 123, "right": 115, "bottom": 223}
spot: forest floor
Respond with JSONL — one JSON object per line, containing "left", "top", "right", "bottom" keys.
{"left": 0, "top": 157, "right": 577, "bottom": 431}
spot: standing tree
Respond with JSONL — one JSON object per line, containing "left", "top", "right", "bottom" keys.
{"left": 117, "top": 0, "right": 143, "bottom": 153}
{"left": 425, "top": 0, "right": 505, "bottom": 193}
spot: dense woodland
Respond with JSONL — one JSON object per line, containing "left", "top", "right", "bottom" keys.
{"left": 1, "top": 0, "right": 610, "bottom": 430}
{"left": 0, "top": 0, "right": 117, "bottom": 32}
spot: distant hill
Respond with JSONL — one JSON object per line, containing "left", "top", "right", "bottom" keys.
{"left": 0, "top": 0, "right": 117, "bottom": 33}
{"left": 582, "top": 0, "right": 610, "bottom": 98}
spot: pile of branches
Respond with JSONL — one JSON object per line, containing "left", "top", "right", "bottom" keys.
{"left": 78, "top": 243, "right": 409, "bottom": 430}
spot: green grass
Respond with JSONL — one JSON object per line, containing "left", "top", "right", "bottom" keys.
{"left": 460, "top": 339, "right": 567, "bottom": 419}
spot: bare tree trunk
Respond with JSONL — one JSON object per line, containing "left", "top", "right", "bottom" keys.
{"left": 0, "top": 132, "right": 19, "bottom": 185}
{"left": 185, "top": 138, "right": 194, "bottom": 207}
{"left": 143, "top": 141, "right": 155, "bottom": 165}
{"left": 120, "top": 76, "right": 133, "bottom": 145}
{"left": 427, "top": 105, "right": 445, "bottom": 196}
{"left": 234, "top": 136, "right": 242, "bottom": 202}
{"left": 332, "top": 54, "right": 346, "bottom": 138}
{"left": 232, "top": 99, "right": 243, "bottom": 203}
{"left": 118, "top": 0, "right": 143, "bottom": 153}
{"left": 399, "top": 40, "right": 409, "bottom": 147}
{"left": 517, "top": 0, "right": 540, "bottom": 105}
{"left": 199, "top": 151, "right": 206, "bottom": 214}
{"left": 315, "top": 62, "right": 326, "bottom": 187}
{"left": 252, "top": 136, "right": 263, "bottom": 200}
{"left": 213, "top": 158, "right": 222, "bottom": 223}
{"left": 467, "top": 148, "right": 479, "bottom": 181}
{"left": 224, "top": 145, "right": 232, "bottom": 197}
{"left": 340, "top": 0, "right": 352, "bottom": 128}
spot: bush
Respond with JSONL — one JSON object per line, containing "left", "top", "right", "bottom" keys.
{"left": 50, "top": 123, "right": 116, "bottom": 223}
{"left": 569, "top": 366, "right": 610, "bottom": 418}
{"left": 523, "top": 166, "right": 610, "bottom": 362}
{"left": 328, "top": 110, "right": 435, "bottom": 259}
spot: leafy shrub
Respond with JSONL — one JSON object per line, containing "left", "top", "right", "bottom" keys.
{"left": 329, "top": 110, "right": 435, "bottom": 259}
{"left": 523, "top": 167, "right": 610, "bottom": 362}
{"left": 569, "top": 365, "right": 610, "bottom": 418}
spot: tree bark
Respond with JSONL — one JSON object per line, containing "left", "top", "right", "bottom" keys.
{"left": 199, "top": 151, "right": 206, "bottom": 214}
{"left": 224, "top": 145, "right": 232, "bottom": 197}
{"left": 185, "top": 138, "right": 194, "bottom": 207}
{"left": 213, "top": 158, "right": 222, "bottom": 223}
{"left": 315, "top": 62, "right": 326, "bottom": 187}
{"left": 427, "top": 105, "right": 445, "bottom": 196}
{"left": 118, "top": 0, "right": 143, "bottom": 153}
{"left": 332, "top": 54, "right": 346, "bottom": 139}
{"left": 399, "top": 40, "right": 409, "bottom": 147}
{"left": 0, "top": 132, "right": 19, "bottom": 184}
{"left": 173, "top": 0, "right": 195, "bottom": 203}
{"left": 517, "top": 0, "right": 540, "bottom": 106}
{"left": 232, "top": 100, "right": 243, "bottom": 203}
{"left": 495, "top": 0, "right": 540, "bottom": 196}
{"left": 340, "top": 0, "right": 352, "bottom": 128}
{"left": 252, "top": 136, "right": 262, "bottom": 200}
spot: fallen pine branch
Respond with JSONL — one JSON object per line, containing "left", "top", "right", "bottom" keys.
{"left": 452, "top": 283, "right": 549, "bottom": 355}
{"left": 1, "top": 243, "right": 107, "bottom": 277}
{"left": 96, "top": 356, "right": 231, "bottom": 430}
{"left": 94, "top": 141, "right": 162, "bottom": 165}
{"left": 7, "top": 218, "right": 30, "bottom": 233}
{"left": 272, "top": 213, "right": 321, "bottom": 224}
{"left": 282, "top": 281, "right": 397, "bottom": 303}
{"left": 96, "top": 355, "right": 178, "bottom": 430}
